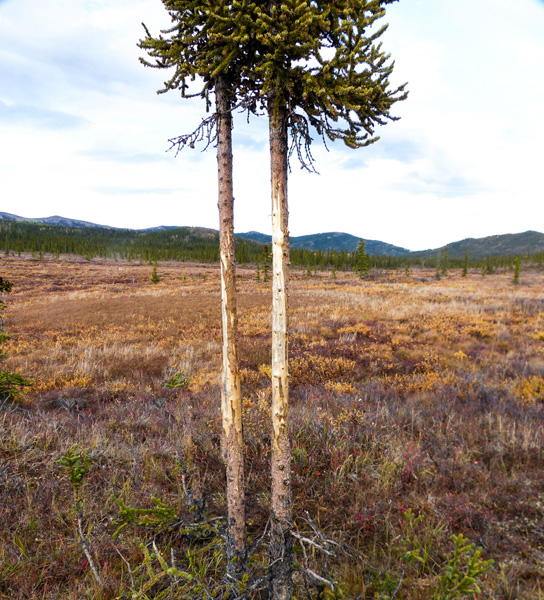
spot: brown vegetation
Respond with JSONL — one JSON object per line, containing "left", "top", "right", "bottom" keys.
{"left": 1, "top": 254, "right": 543, "bottom": 598}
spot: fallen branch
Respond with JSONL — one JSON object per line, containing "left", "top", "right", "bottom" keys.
{"left": 301, "top": 567, "right": 336, "bottom": 591}
{"left": 291, "top": 530, "right": 335, "bottom": 556}
{"left": 76, "top": 508, "right": 103, "bottom": 586}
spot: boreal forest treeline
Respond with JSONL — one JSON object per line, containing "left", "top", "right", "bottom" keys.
{"left": 1, "top": 220, "right": 543, "bottom": 271}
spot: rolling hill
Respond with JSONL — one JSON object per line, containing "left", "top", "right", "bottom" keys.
{"left": 411, "top": 231, "right": 544, "bottom": 259}
{"left": 0, "top": 212, "right": 115, "bottom": 229}
{"left": 236, "top": 231, "right": 410, "bottom": 256}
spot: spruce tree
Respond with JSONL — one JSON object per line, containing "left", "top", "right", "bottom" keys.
{"left": 441, "top": 246, "right": 449, "bottom": 276}
{"left": 461, "top": 250, "right": 468, "bottom": 277}
{"left": 355, "top": 238, "right": 370, "bottom": 279}
{"left": 262, "top": 244, "right": 270, "bottom": 282}
{"left": 138, "top": 2, "right": 258, "bottom": 582}
{"left": 513, "top": 257, "right": 521, "bottom": 284}
{"left": 486, "top": 255, "right": 494, "bottom": 275}
{"left": 248, "top": 3, "right": 407, "bottom": 597}
{"left": 435, "top": 249, "right": 442, "bottom": 280}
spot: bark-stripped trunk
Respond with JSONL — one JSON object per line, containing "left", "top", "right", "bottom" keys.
{"left": 216, "top": 74, "right": 246, "bottom": 584}
{"left": 268, "top": 97, "right": 292, "bottom": 600}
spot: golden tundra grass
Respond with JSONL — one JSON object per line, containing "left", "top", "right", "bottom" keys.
{"left": 1, "top": 254, "right": 543, "bottom": 599}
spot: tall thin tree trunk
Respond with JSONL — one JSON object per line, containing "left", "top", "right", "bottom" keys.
{"left": 268, "top": 97, "right": 292, "bottom": 600}
{"left": 216, "top": 74, "right": 246, "bottom": 585}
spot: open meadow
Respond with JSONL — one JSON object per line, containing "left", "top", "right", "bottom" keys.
{"left": 1, "top": 255, "right": 543, "bottom": 599}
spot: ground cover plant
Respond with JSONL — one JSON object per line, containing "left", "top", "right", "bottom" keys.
{"left": 0, "top": 254, "right": 543, "bottom": 599}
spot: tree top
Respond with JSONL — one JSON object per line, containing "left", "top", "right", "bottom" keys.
{"left": 139, "top": 0, "right": 408, "bottom": 166}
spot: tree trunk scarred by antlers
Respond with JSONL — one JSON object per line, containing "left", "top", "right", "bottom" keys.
{"left": 268, "top": 97, "right": 292, "bottom": 600}
{"left": 216, "top": 74, "right": 247, "bottom": 584}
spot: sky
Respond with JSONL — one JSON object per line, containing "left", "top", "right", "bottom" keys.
{"left": 1, "top": 0, "right": 543, "bottom": 251}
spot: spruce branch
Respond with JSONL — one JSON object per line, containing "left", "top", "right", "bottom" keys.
{"left": 167, "top": 113, "right": 218, "bottom": 155}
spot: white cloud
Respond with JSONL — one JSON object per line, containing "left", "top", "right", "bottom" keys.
{"left": 0, "top": 0, "right": 543, "bottom": 249}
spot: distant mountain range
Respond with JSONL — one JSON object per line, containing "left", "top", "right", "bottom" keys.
{"left": 236, "top": 231, "right": 409, "bottom": 256}
{"left": 1, "top": 212, "right": 543, "bottom": 259}
{"left": 0, "top": 212, "right": 116, "bottom": 229}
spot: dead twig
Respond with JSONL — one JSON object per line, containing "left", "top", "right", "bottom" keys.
{"left": 76, "top": 507, "right": 103, "bottom": 586}
{"left": 388, "top": 568, "right": 405, "bottom": 600}
{"left": 301, "top": 567, "right": 336, "bottom": 591}
{"left": 112, "top": 544, "right": 135, "bottom": 590}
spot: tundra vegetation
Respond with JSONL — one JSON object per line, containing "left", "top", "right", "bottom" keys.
{"left": 1, "top": 254, "right": 543, "bottom": 599}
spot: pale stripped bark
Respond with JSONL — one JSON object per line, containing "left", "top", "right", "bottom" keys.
{"left": 268, "top": 100, "right": 293, "bottom": 600}
{"left": 216, "top": 74, "right": 247, "bottom": 582}
{"left": 76, "top": 503, "right": 103, "bottom": 586}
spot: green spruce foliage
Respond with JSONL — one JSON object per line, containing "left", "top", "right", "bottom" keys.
{"left": 57, "top": 446, "right": 103, "bottom": 585}
{"left": 441, "top": 246, "right": 449, "bottom": 276}
{"left": 513, "top": 257, "right": 521, "bottom": 284}
{"left": 138, "top": 0, "right": 260, "bottom": 151}
{"left": 433, "top": 534, "right": 494, "bottom": 600}
{"left": 461, "top": 250, "right": 468, "bottom": 277}
{"left": 0, "top": 277, "right": 31, "bottom": 405}
{"left": 485, "top": 256, "right": 494, "bottom": 275}
{"left": 355, "top": 238, "right": 370, "bottom": 279}
{"left": 262, "top": 244, "right": 270, "bottom": 282}
{"left": 435, "top": 250, "right": 441, "bottom": 280}
{"left": 248, "top": 0, "right": 408, "bottom": 169}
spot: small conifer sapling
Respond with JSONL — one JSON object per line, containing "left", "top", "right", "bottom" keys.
{"left": 513, "top": 257, "right": 521, "bottom": 284}
{"left": 355, "top": 239, "right": 370, "bottom": 279}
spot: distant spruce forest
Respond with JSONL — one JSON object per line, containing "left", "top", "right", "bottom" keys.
{"left": 1, "top": 219, "right": 544, "bottom": 272}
